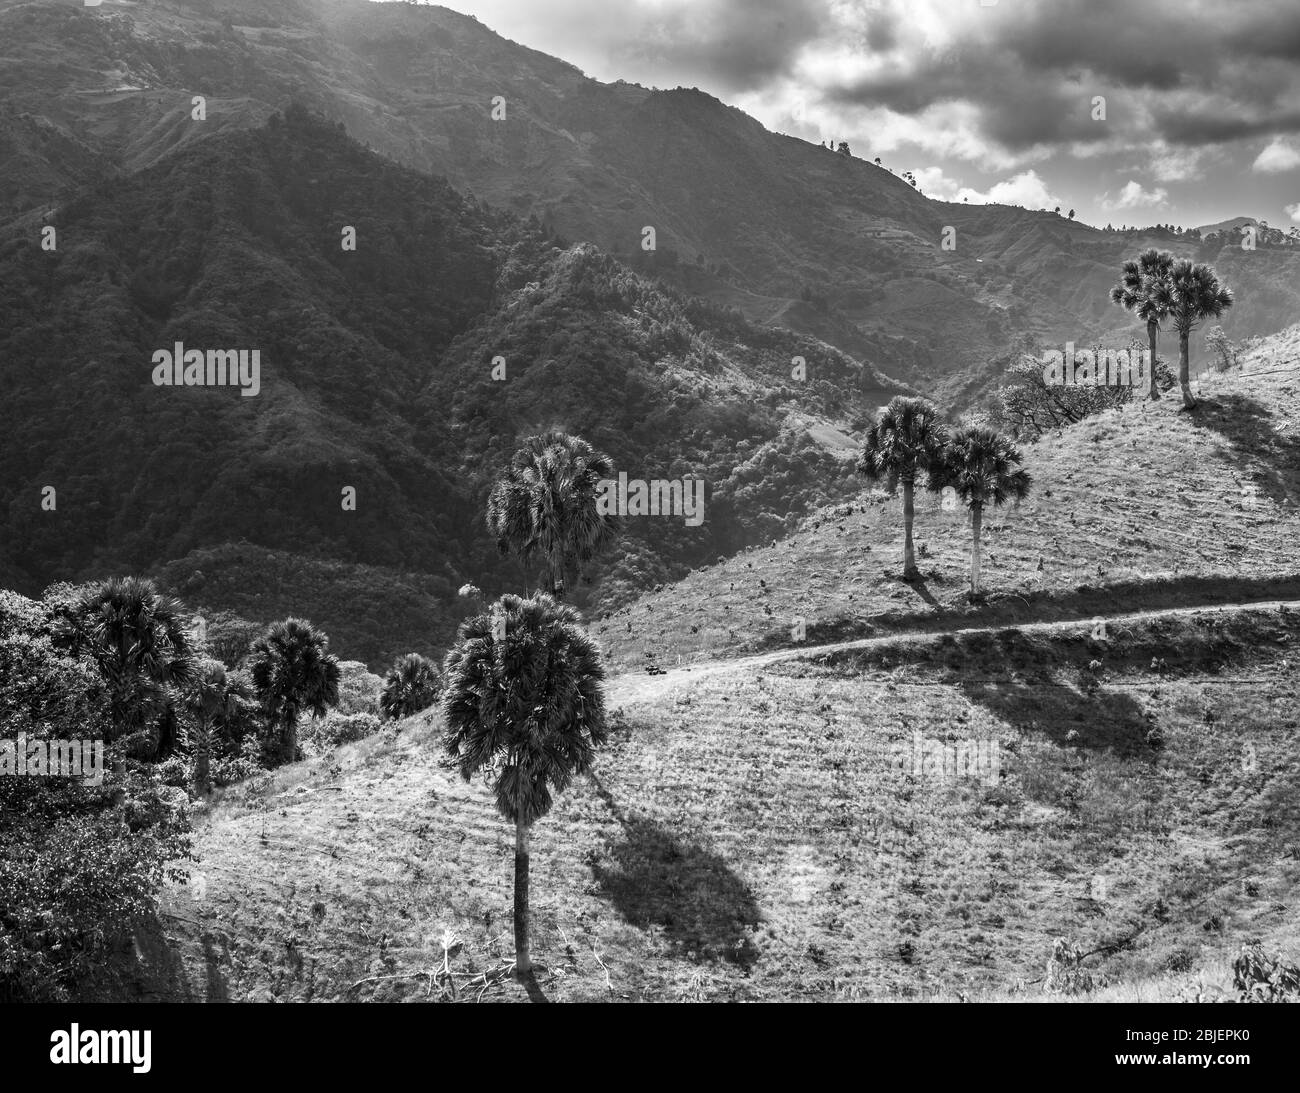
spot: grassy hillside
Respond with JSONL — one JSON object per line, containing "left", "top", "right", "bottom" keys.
{"left": 597, "top": 325, "right": 1300, "bottom": 673}
{"left": 91, "top": 325, "right": 1300, "bottom": 1004}
{"left": 107, "top": 600, "right": 1300, "bottom": 1002}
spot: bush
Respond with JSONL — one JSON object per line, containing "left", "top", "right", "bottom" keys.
{"left": 336, "top": 660, "right": 384, "bottom": 716}
{"left": 1234, "top": 941, "right": 1300, "bottom": 1002}
{"left": 309, "top": 711, "right": 382, "bottom": 750}
{"left": 155, "top": 756, "right": 189, "bottom": 789}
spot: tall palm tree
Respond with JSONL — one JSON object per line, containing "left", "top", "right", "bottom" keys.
{"left": 249, "top": 618, "right": 340, "bottom": 765}
{"left": 380, "top": 653, "right": 442, "bottom": 721}
{"left": 1109, "top": 248, "right": 1174, "bottom": 401}
{"left": 486, "top": 431, "right": 621, "bottom": 600}
{"left": 441, "top": 593, "right": 609, "bottom": 979}
{"left": 54, "top": 576, "right": 196, "bottom": 756}
{"left": 1151, "top": 259, "right": 1234, "bottom": 409}
{"left": 184, "top": 658, "right": 251, "bottom": 795}
{"left": 856, "top": 396, "right": 948, "bottom": 580}
{"left": 930, "top": 427, "right": 1032, "bottom": 598}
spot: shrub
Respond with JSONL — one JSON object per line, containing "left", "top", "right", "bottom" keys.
{"left": 1233, "top": 941, "right": 1300, "bottom": 1002}
{"left": 309, "top": 711, "right": 382, "bottom": 750}
{"left": 335, "top": 660, "right": 384, "bottom": 716}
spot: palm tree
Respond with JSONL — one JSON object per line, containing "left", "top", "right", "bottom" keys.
{"left": 1151, "top": 259, "right": 1234, "bottom": 409}
{"left": 441, "top": 593, "right": 609, "bottom": 979}
{"left": 486, "top": 431, "right": 621, "bottom": 600}
{"left": 1109, "top": 248, "right": 1174, "bottom": 401}
{"left": 930, "top": 427, "right": 1032, "bottom": 598}
{"left": 55, "top": 576, "right": 196, "bottom": 756}
{"left": 184, "top": 658, "right": 252, "bottom": 795}
{"left": 249, "top": 619, "right": 340, "bottom": 765}
{"left": 856, "top": 397, "right": 948, "bottom": 580}
{"left": 380, "top": 653, "right": 442, "bottom": 721}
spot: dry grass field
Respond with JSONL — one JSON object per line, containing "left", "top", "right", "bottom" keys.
{"left": 103, "top": 600, "right": 1300, "bottom": 1003}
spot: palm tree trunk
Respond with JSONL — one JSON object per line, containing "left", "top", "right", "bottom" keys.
{"left": 284, "top": 703, "right": 298, "bottom": 764}
{"left": 969, "top": 505, "right": 983, "bottom": 597}
{"left": 513, "top": 813, "right": 531, "bottom": 977}
{"left": 1146, "top": 320, "right": 1160, "bottom": 400}
{"left": 902, "top": 475, "right": 918, "bottom": 579}
{"left": 1179, "top": 329, "right": 1195, "bottom": 408}
{"left": 193, "top": 721, "right": 211, "bottom": 796}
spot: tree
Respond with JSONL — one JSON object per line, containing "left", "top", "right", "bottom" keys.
{"left": 52, "top": 577, "right": 196, "bottom": 757}
{"left": 1109, "top": 248, "right": 1175, "bottom": 401}
{"left": 856, "top": 397, "right": 948, "bottom": 579}
{"left": 184, "top": 659, "right": 252, "bottom": 795}
{"left": 486, "top": 431, "right": 621, "bottom": 600}
{"left": 441, "top": 593, "right": 609, "bottom": 979}
{"left": 380, "top": 653, "right": 442, "bottom": 720}
{"left": 1068, "top": 209, "right": 1076, "bottom": 220}
{"left": 1205, "top": 325, "right": 1239, "bottom": 372}
{"left": 930, "top": 427, "right": 1031, "bottom": 598}
{"left": 249, "top": 619, "right": 340, "bottom": 765}
{"left": 1151, "top": 259, "right": 1234, "bottom": 409}
{"left": 993, "top": 352, "right": 1133, "bottom": 439}
{"left": 1054, "top": 206, "right": 1061, "bottom": 214}
{"left": 837, "top": 141, "right": 851, "bottom": 155}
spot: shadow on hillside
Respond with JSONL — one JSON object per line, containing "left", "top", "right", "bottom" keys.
{"left": 959, "top": 678, "right": 1155, "bottom": 759}
{"left": 1186, "top": 393, "right": 1300, "bottom": 508}
{"left": 588, "top": 778, "right": 760, "bottom": 968}
{"left": 96, "top": 909, "right": 230, "bottom": 1002}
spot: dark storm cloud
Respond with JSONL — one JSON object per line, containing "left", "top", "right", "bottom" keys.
{"left": 614, "top": 0, "right": 829, "bottom": 92}
{"left": 823, "top": 0, "right": 1300, "bottom": 152}
{"left": 1154, "top": 108, "right": 1300, "bottom": 145}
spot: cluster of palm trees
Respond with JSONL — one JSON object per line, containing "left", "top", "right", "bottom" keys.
{"left": 858, "top": 397, "right": 1031, "bottom": 597}
{"left": 54, "top": 577, "right": 341, "bottom": 794}
{"left": 1109, "top": 249, "right": 1234, "bottom": 409}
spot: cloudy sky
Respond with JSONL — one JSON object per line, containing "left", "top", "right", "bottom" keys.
{"left": 412, "top": 0, "right": 1300, "bottom": 230}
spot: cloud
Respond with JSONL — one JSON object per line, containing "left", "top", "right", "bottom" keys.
{"left": 1287, "top": 202, "right": 1300, "bottom": 223}
{"left": 1150, "top": 146, "right": 1208, "bottom": 182}
{"left": 1253, "top": 138, "right": 1300, "bottom": 173}
{"left": 955, "top": 170, "right": 1063, "bottom": 209}
{"left": 1100, "top": 181, "right": 1170, "bottom": 211}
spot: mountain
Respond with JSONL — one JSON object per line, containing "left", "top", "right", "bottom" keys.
{"left": 0, "top": 105, "right": 907, "bottom": 664}
{"left": 3, "top": 0, "right": 1298, "bottom": 408}
{"left": 1195, "top": 216, "right": 1259, "bottom": 236}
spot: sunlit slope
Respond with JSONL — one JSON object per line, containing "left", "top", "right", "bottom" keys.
{"left": 598, "top": 325, "right": 1300, "bottom": 673}
{"left": 111, "top": 602, "right": 1300, "bottom": 1002}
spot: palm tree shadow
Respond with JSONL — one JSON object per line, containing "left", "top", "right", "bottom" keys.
{"left": 588, "top": 777, "right": 761, "bottom": 969}
{"left": 1185, "top": 392, "right": 1300, "bottom": 508}
{"left": 958, "top": 678, "right": 1155, "bottom": 759}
